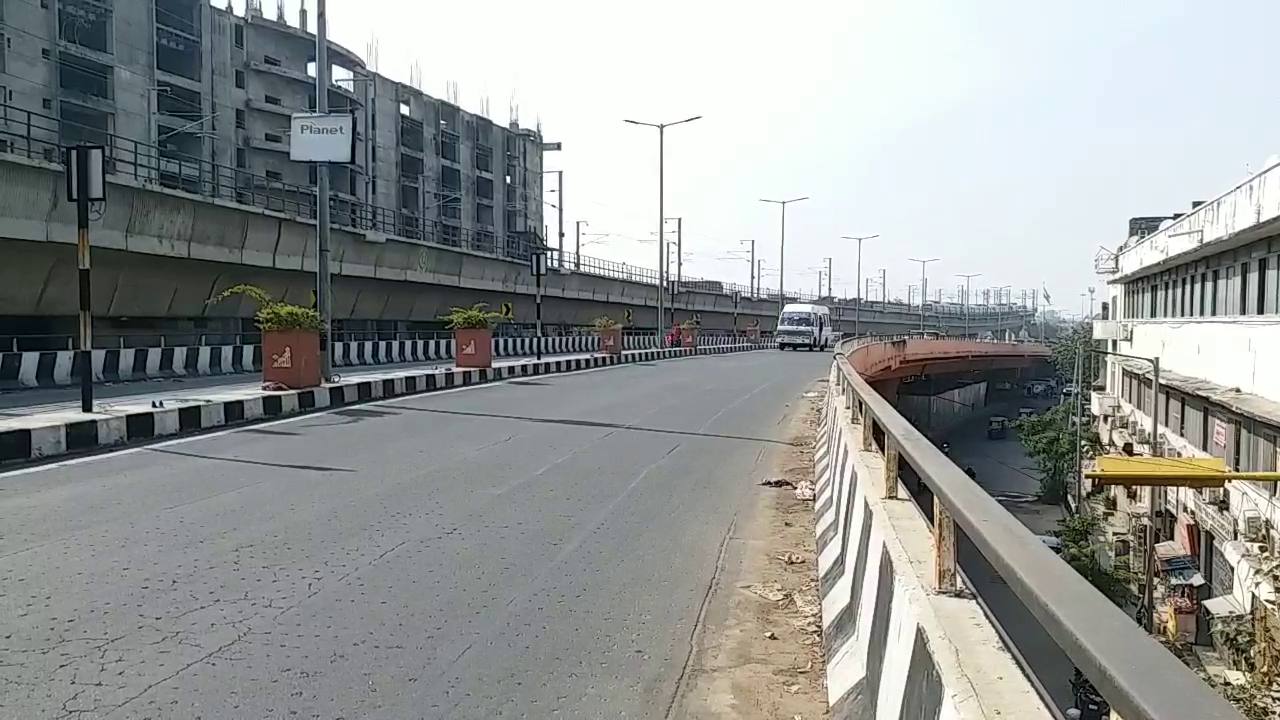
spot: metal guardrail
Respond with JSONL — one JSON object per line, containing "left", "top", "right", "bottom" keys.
{"left": 0, "top": 105, "right": 1035, "bottom": 318}
{"left": 830, "top": 335, "right": 1245, "bottom": 720}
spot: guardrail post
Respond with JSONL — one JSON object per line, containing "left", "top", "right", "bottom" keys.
{"left": 859, "top": 407, "right": 873, "bottom": 450}
{"left": 883, "top": 440, "right": 899, "bottom": 499}
{"left": 932, "top": 497, "right": 958, "bottom": 592}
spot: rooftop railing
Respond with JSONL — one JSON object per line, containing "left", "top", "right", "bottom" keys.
{"left": 831, "top": 335, "right": 1245, "bottom": 720}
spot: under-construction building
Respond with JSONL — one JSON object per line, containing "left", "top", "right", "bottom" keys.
{"left": 0, "top": 0, "right": 546, "bottom": 257}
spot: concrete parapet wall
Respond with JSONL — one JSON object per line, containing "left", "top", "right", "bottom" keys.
{"left": 0, "top": 154, "right": 1030, "bottom": 333}
{"left": 897, "top": 382, "right": 989, "bottom": 438}
{"left": 814, "top": 366, "right": 1051, "bottom": 718}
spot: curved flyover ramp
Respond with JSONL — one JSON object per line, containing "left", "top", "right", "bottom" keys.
{"left": 812, "top": 336, "right": 1244, "bottom": 719}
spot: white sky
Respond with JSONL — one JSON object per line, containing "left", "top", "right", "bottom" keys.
{"left": 237, "top": 0, "right": 1280, "bottom": 314}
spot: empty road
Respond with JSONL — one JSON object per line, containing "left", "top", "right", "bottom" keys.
{"left": 0, "top": 349, "right": 829, "bottom": 719}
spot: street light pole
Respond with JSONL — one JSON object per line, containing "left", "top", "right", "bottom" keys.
{"left": 909, "top": 258, "right": 939, "bottom": 333}
{"left": 957, "top": 273, "right": 981, "bottom": 338}
{"left": 994, "top": 284, "right": 1012, "bottom": 340}
{"left": 760, "top": 196, "right": 809, "bottom": 315}
{"left": 574, "top": 219, "right": 588, "bottom": 270}
{"left": 624, "top": 115, "right": 702, "bottom": 343}
{"left": 740, "top": 239, "right": 756, "bottom": 297}
{"left": 314, "top": 0, "right": 334, "bottom": 380}
{"left": 823, "top": 257, "right": 833, "bottom": 297}
{"left": 841, "top": 235, "right": 878, "bottom": 337}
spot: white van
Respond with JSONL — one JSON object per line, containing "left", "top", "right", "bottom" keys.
{"left": 776, "top": 303, "right": 836, "bottom": 351}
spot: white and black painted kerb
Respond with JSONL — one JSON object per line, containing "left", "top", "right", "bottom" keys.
{"left": 0, "top": 335, "right": 761, "bottom": 390}
{"left": 813, "top": 379, "right": 962, "bottom": 720}
{"left": 0, "top": 342, "right": 771, "bottom": 465}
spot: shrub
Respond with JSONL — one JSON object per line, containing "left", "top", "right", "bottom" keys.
{"left": 440, "top": 303, "right": 505, "bottom": 330}
{"left": 593, "top": 315, "right": 620, "bottom": 331}
{"left": 207, "top": 284, "right": 321, "bottom": 332}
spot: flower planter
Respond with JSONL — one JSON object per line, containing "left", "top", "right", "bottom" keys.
{"left": 598, "top": 327, "right": 623, "bottom": 355}
{"left": 262, "top": 328, "right": 322, "bottom": 389}
{"left": 455, "top": 328, "right": 494, "bottom": 368}
{"left": 680, "top": 328, "right": 700, "bottom": 349}
{"left": 746, "top": 327, "right": 760, "bottom": 342}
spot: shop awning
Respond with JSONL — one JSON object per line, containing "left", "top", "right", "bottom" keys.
{"left": 1203, "top": 594, "right": 1245, "bottom": 617}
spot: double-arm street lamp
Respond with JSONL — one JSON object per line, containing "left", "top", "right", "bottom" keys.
{"left": 760, "top": 197, "right": 809, "bottom": 314}
{"left": 624, "top": 115, "right": 702, "bottom": 340}
{"left": 842, "top": 234, "right": 879, "bottom": 336}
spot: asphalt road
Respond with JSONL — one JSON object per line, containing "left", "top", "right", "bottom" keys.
{"left": 0, "top": 348, "right": 829, "bottom": 719}
{"left": 945, "top": 397, "right": 1076, "bottom": 714}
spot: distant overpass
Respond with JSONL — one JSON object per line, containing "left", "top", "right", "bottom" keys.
{"left": 0, "top": 149, "right": 1032, "bottom": 341}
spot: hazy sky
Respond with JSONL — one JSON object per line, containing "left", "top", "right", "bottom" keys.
{"left": 250, "top": 0, "right": 1279, "bottom": 311}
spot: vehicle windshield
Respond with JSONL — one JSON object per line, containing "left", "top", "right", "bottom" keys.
{"left": 779, "top": 312, "right": 814, "bottom": 327}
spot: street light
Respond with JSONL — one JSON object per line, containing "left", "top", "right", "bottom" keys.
{"left": 994, "top": 284, "right": 1012, "bottom": 340}
{"left": 908, "top": 257, "right": 940, "bottom": 332}
{"left": 740, "top": 239, "right": 756, "bottom": 297}
{"left": 957, "top": 273, "right": 981, "bottom": 338}
{"left": 760, "top": 196, "right": 809, "bottom": 314}
{"left": 624, "top": 115, "right": 702, "bottom": 342}
{"left": 842, "top": 234, "right": 879, "bottom": 336}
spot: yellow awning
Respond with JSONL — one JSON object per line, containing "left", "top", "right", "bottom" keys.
{"left": 1086, "top": 455, "right": 1230, "bottom": 487}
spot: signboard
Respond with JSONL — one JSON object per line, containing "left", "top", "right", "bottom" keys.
{"left": 1127, "top": 216, "right": 1173, "bottom": 241}
{"left": 289, "top": 113, "right": 355, "bottom": 163}
{"left": 500, "top": 302, "right": 514, "bottom": 319}
{"left": 624, "top": 308, "right": 633, "bottom": 324}
{"left": 542, "top": 142, "right": 563, "bottom": 152}
{"left": 1213, "top": 417, "right": 1227, "bottom": 448}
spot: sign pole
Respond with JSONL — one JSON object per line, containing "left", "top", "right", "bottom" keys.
{"left": 313, "top": 0, "right": 334, "bottom": 381}
{"left": 531, "top": 250, "right": 546, "bottom": 361}
{"left": 66, "top": 146, "right": 104, "bottom": 414}
{"left": 732, "top": 291, "right": 740, "bottom": 339}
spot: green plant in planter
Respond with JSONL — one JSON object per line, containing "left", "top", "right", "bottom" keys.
{"left": 440, "top": 303, "right": 506, "bottom": 330}
{"left": 593, "top": 315, "right": 621, "bottom": 332}
{"left": 208, "top": 284, "right": 321, "bottom": 331}
{"left": 681, "top": 318, "right": 701, "bottom": 330}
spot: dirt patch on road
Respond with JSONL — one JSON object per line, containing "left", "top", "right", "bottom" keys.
{"left": 671, "top": 382, "right": 829, "bottom": 719}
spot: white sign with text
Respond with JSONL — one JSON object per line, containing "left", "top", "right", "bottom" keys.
{"left": 289, "top": 113, "right": 355, "bottom": 163}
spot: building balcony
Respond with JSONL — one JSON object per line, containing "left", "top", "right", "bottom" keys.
{"left": 247, "top": 136, "right": 289, "bottom": 154}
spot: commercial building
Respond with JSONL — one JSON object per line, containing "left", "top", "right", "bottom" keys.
{"left": 0, "top": 0, "right": 545, "bottom": 257}
{"left": 1092, "top": 164, "right": 1280, "bottom": 648}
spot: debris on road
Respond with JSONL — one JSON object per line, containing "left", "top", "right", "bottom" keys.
{"left": 765, "top": 631, "right": 778, "bottom": 640}
{"left": 759, "top": 477, "right": 796, "bottom": 489}
{"left": 793, "top": 479, "right": 815, "bottom": 501}
{"left": 776, "top": 552, "right": 805, "bottom": 566}
{"left": 746, "top": 582, "right": 788, "bottom": 602}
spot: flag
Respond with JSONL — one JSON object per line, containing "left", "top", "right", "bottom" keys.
{"left": 1042, "top": 285, "right": 1052, "bottom": 305}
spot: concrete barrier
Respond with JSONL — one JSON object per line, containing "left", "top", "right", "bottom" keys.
{"left": 897, "top": 381, "right": 989, "bottom": 438}
{"left": 0, "top": 334, "right": 711, "bottom": 390}
{"left": 814, "top": 363, "right": 1052, "bottom": 718}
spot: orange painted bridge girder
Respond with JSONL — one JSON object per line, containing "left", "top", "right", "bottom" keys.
{"left": 846, "top": 338, "right": 1051, "bottom": 383}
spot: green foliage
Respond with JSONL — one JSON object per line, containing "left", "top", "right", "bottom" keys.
{"left": 1013, "top": 402, "right": 1103, "bottom": 502}
{"left": 1211, "top": 614, "right": 1257, "bottom": 671}
{"left": 439, "top": 303, "right": 505, "bottom": 330}
{"left": 207, "top": 284, "right": 321, "bottom": 332}
{"left": 1054, "top": 512, "right": 1134, "bottom": 606}
{"left": 593, "top": 315, "right": 621, "bottom": 331}
{"left": 1050, "top": 323, "right": 1103, "bottom": 386}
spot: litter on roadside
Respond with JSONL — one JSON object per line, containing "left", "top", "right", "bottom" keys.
{"left": 776, "top": 552, "right": 805, "bottom": 566}
{"left": 759, "top": 478, "right": 796, "bottom": 489}
{"left": 746, "top": 582, "right": 788, "bottom": 602}
{"left": 794, "top": 480, "right": 816, "bottom": 500}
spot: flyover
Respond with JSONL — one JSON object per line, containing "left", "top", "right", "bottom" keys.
{"left": 817, "top": 335, "right": 1245, "bottom": 719}
{"left": 850, "top": 336, "right": 1052, "bottom": 404}
{"left": 0, "top": 151, "right": 1031, "bottom": 338}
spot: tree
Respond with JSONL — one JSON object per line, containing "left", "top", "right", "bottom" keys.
{"left": 1054, "top": 511, "right": 1135, "bottom": 606}
{"left": 1014, "top": 402, "right": 1104, "bottom": 503}
{"left": 1050, "top": 322, "right": 1103, "bottom": 387}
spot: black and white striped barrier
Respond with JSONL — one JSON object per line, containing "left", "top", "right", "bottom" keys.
{"left": 0, "top": 342, "right": 774, "bottom": 465}
{"left": 0, "top": 335, "right": 763, "bottom": 390}
{"left": 813, "top": 365, "right": 1050, "bottom": 718}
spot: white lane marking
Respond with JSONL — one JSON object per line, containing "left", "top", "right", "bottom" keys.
{"left": 0, "top": 351, "right": 772, "bottom": 480}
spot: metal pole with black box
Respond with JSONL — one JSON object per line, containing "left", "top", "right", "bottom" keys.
{"left": 530, "top": 248, "right": 547, "bottom": 360}
{"left": 64, "top": 145, "right": 105, "bottom": 413}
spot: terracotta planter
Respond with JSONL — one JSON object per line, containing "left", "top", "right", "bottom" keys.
{"left": 746, "top": 327, "right": 761, "bottom": 342}
{"left": 262, "top": 328, "right": 322, "bottom": 389}
{"left": 680, "top": 327, "right": 700, "bottom": 349}
{"left": 598, "top": 327, "right": 623, "bottom": 355}
{"left": 455, "top": 327, "right": 494, "bottom": 368}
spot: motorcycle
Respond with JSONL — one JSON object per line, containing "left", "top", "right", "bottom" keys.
{"left": 941, "top": 442, "right": 950, "bottom": 456}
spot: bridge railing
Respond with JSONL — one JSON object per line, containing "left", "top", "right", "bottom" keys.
{"left": 0, "top": 106, "right": 1035, "bottom": 319}
{"left": 830, "top": 335, "right": 1244, "bottom": 719}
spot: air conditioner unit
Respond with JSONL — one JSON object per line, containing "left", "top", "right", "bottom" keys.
{"left": 1163, "top": 447, "right": 1181, "bottom": 458}
{"left": 1119, "top": 323, "right": 1134, "bottom": 341}
{"left": 1202, "top": 487, "right": 1225, "bottom": 506}
{"left": 1136, "top": 428, "right": 1151, "bottom": 444}
{"left": 1242, "top": 511, "right": 1266, "bottom": 540}
{"left": 1127, "top": 419, "right": 1138, "bottom": 435}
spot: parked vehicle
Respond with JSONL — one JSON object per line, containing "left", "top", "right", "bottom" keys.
{"left": 775, "top": 303, "right": 836, "bottom": 351}
{"left": 987, "top": 416, "right": 1008, "bottom": 440}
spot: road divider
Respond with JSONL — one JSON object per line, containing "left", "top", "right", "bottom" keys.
{"left": 0, "top": 342, "right": 773, "bottom": 466}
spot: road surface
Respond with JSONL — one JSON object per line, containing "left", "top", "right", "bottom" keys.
{"left": 946, "top": 397, "right": 1076, "bottom": 713}
{"left": 0, "top": 349, "right": 830, "bottom": 719}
